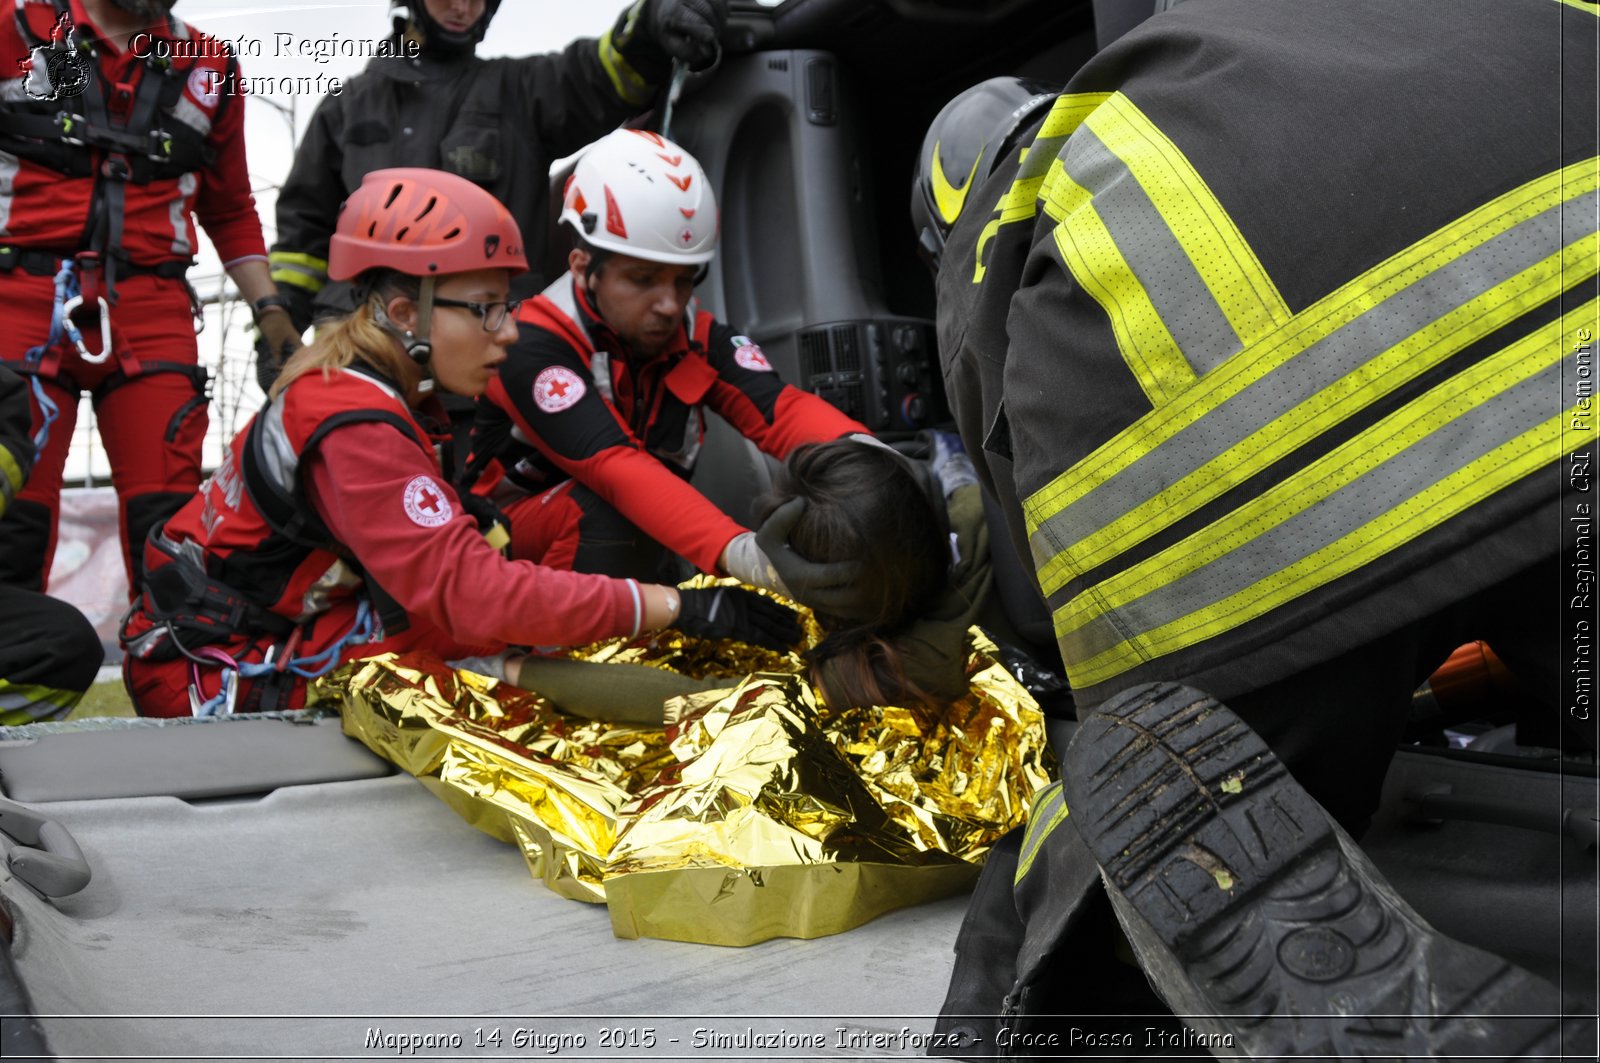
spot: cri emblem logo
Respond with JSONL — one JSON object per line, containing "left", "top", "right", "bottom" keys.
{"left": 402, "top": 475, "right": 455, "bottom": 528}
{"left": 534, "top": 366, "right": 586, "bottom": 413}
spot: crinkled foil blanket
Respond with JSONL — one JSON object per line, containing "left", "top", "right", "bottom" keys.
{"left": 321, "top": 592, "right": 1053, "bottom": 946}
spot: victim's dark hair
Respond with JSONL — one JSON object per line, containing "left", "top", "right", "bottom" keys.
{"left": 758, "top": 439, "right": 950, "bottom": 712}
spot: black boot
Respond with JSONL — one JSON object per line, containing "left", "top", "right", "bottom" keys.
{"left": 1065, "top": 682, "right": 1596, "bottom": 1060}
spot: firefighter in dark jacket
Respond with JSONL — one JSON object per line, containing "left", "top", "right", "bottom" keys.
{"left": 914, "top": 0, "right": 1597, "bottom": 1057}
{"left": 0, "top": 0, "right": 292, "bottom": 594}
{"left": 0, "top": 364, "right": 103, "bottom": 724}
{"left": 470, "top": 129, "right": 869, "bottom": 587}
{"left": 264, "top": 0, "right": 729, "bottom": 379}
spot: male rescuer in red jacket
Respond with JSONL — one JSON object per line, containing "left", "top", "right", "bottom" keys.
{"left": 0, "top": 0, "right": 292, "bottom": 595}
{"left": 469, "top": 129, "right": 870, "bottom": 591}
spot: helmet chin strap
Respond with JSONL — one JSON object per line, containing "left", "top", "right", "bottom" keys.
{"left": 372, "top": 277, "right": 438, "bottom": 392}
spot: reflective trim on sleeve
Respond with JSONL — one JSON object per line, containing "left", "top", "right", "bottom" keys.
{"left": 0, "top": 444, "right": 23, "bottom": 519}
{"left": 970, "top": 92, "right": 1109, "bottom": 283}
{"left": 1054, "top": 300, "right": 1593, "bottom": 689}
{"left": 269, "top": 251, "right": 329, "bottom": 294}
{"left": 598, "top": 28, "right": 653, "bottom": 107}
{"left": 1029, "top": 160, "right": 1600, "bottom": 600}
{"left": 0, "top": 678, "right": 84, "bottom": 725}
{"left": 1014, "top": 779, "right": 1068, "bottom": 885}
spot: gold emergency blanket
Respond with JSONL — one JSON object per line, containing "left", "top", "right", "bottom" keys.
{"left": 324, "top": 608, "right": 1053, "bottom": 946}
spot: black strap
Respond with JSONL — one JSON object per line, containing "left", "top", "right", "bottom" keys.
{"left": 142, "top": 530, "right": 296, "bottom": 643}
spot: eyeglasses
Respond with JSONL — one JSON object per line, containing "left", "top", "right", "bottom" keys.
{"left": 432, "top": 296, "right": 522, "bottom": 331}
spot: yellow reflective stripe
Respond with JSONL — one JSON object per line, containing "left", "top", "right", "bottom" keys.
{"left": 1014, "top": 780, "right": 1067, "bottom": 884}
{"left": 1057, "top": 302, "right": 1591, "bottom": 688}
{"left": 971, "top": 92, "right": 1110, "bottom": 284}
{"left": 1089, "top": 94, "right": 1290, "bottom": 345}
{"left": 1035, "top": 229, "right": 1599, "bottom": 598}
{"left": 0, "top": 678, "right": 82, "bottom": 724}
{"left": 0, "top": 444, "right": 24, "bottom": 519}
{"left": 1554, "top": 0, "right": 1599, "bottom": 13}
{"left": 1038, "top": 92, "right": 1110, "bottom": 140}
{"left": 1046, "top": 160, "right": 1196, "bottom": 405}
{"left": 598, "top": 28, "right": 652, "bottom": 107}
{"left": 269, "top": 251, "right": 328, "bottom": 294}
{"left": 1027, "top": 158, "right": 1599, "bottom": 592}
{"left": 931, "top": 142, "right": 983, "bottom": 226}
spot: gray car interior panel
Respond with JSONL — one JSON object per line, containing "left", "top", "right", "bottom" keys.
{"left": 1, "top": 773, "right": 969, "bottom": 1058}
{"left": 1359, "top": 747, "right": 1599, "bottom": 1002}
{"left": 670, "top": 50, "right": 946, "bottom": 525}
{"left": 0, "top": 716, "right": 394, "bottom": 803}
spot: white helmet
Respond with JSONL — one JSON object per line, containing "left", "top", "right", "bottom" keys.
{"left": 558, "top": 129, "right": 719, "bottom": 266}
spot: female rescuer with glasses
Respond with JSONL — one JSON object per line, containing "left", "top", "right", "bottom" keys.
{"left": 119, "top": 168, "right": 798, "bottom": 717}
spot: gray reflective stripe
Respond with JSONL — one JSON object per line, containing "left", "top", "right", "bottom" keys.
{"left": 543, "top": 277, "right": 618, "bottom": 401}
{"left": 257, "top": 398, "right": 300, "bottom": 495}
{"left": 656, "top": 405, "right": 702, "bottom": 470}
{"left": 1063, "top": 125, "right": 1238, "bottom": 376}
{"left": 1060, "top": 354, "right": 1571, "bottom": 664}
{"left": 169, "top": 95, "right": 212, "bottom": 137}
{"left": 1031, "top": 193, "right": 1594, "bottom": 570}
{"left": 590, "top": 351, "right": 615, "bottom": 403}
{"left": 0, "top": 149, "right": 20, "bottom": 235}
{"left": 263, "top": 372, "right": 406, "bottom": 498}
{"left": 0, "top": 687, "right": 79, "bottom": 723}
{"left": 168, "top": 171, "right": 197, "bottom": 256}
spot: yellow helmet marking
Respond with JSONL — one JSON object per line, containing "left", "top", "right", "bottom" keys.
{"left": 931, "top": 141, "right": 984, "bottom": 226}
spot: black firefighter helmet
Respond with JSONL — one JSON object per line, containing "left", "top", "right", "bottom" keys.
{"left": 391, "top": 1, "right": 504, "bottom": 56}
{"left": 912, "top": 76, "right": 1058, "bottom": 273}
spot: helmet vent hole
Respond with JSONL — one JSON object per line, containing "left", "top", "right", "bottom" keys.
{"left": 416, "top": 195, "right": 438, "bottom": 220}
{"left": 444, "top": 227, "right": 461, "bottom": 239}
{"left": 383, "top": 184, "right": 404, "bottom": 208}
{"left": 396, "top": 226, "right": 410, "bottom": 241}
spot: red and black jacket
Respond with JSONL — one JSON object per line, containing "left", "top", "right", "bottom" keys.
{"left": 472, "top": 275, "right": 867, "bottom": 573}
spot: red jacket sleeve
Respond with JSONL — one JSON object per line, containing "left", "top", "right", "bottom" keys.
{"left": 191, "top": 52, "right": 269, "bottom": 266}
{"left": 304, "top": 421, "right": 638, "bottom": 649}
{"left": 699, "top": 323, "right": 868, "bottom": 456}
{"left": 487, "top": 339, "right": 749, "bottom": 575}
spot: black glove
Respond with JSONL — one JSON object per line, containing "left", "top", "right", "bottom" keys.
{"left": 648, "top": 0, "right": 726, "bottom": 66}
{"left": 253, "top": 295, "right": 306, "bottom": 393}
{"left": 671, "top": 585, "right": 802, "bottom": 651}
{"left": 754, "top": 497, "right": 879, "bottom": 624}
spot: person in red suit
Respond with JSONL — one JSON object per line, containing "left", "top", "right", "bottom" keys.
{"left": 0, "top": 0, "right": 298, "bottom": 595}
{"left": 121, "top": 167, "right": 796, "bottom": 716}
{"left": 470, "top": 129, "right": 870, "bottom": 594}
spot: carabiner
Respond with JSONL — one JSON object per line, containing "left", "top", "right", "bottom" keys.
{"left": 61, "top": 293, "right": 113, "bottom": 364}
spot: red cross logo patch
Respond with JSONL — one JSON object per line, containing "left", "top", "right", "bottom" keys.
{"left": 534, "top": 366, "right": 586, "bottom": 413}
{"left": 732, "top": 338, "right": 773, "bottom": 373}
{"left": 402, "top": 475, "right": 455, "bottom": 528}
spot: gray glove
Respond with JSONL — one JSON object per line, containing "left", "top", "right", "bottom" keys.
{"left": 754, "top": 497, "right": 878, "bottom": 623}
{"left": 648, "top": 0, "right": 727, "bottom": 66}
{"left": 720, "top": 531, "right": 787, "bottom": 595}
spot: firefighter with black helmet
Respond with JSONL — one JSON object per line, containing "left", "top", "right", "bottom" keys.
{"left": 263, "top": 0, "right": 731, "bottom": 388}
{"left": 0, "top": 0, "right": 289, "bottom": 598}
{"left": 915, "top": 0, "right": 1596, "bottom": 1056}
{"left": 121, "top": 167, "right": 798, "bottom": 717}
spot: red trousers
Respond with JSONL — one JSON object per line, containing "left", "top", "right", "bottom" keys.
{"left": 0, "top": 270, "right": 207, "bottom": 592}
